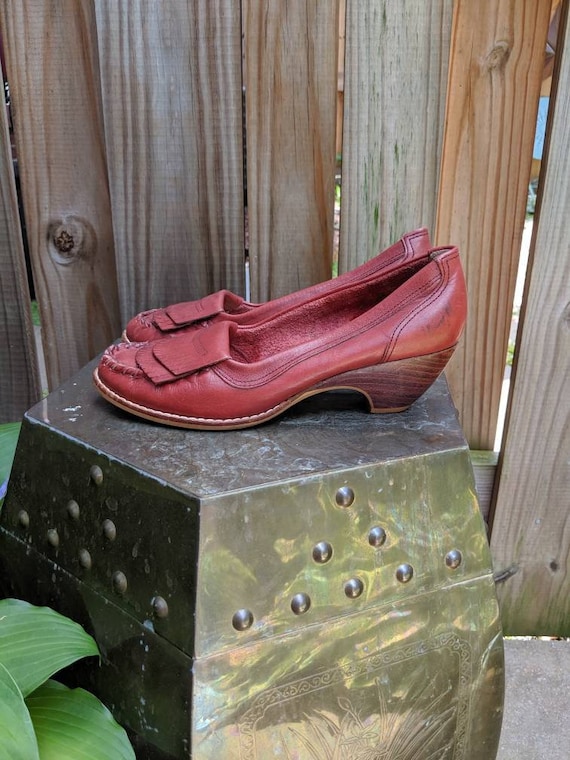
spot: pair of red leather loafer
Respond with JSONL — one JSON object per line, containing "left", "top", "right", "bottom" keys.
{"left": 93, "top": 229, "right": 466, "bottom": 430}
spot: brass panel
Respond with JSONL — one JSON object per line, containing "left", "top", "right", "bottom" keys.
{"left": 193, "top": 580, "right": 503, "bottom": 759}
{"left": 192, "top": 448, "right": 504, "bottom": 758}
{"left": 1, "top": 418, "right": 199, "bottom": 653}
{"left": 195, "top": 450, "right": 490, "bottom": 657}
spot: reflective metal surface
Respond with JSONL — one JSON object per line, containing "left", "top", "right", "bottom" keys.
{"left": 192, "top": 446, "right": 504, "bottom": 759}
{"left": 0, "top": 359, "right": 504, "bottom": 758}
{"left": 193, "top": 582, "right": 503, "bottom": 759}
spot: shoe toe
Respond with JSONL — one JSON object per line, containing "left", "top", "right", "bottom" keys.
{"left": 100, "top": 341, "right": 146, "bottom": 376}
{"left": 125, "top": 310, "right": 161, "bottom": 342}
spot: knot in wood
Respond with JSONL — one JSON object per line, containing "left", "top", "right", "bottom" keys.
{"left": 484, "top": 40, "right": 511, "bottom": 71}
{"left": 48, "top": 216, "right": 94, "bottom": 266}
{"left": 54, "top": 228, "right": 75, "bottom": 253}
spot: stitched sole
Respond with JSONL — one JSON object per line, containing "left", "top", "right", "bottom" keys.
{"left": 92, "top": 347, "right": 454, "bottom": 431}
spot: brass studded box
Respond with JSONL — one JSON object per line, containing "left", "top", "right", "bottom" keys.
{"left": 0, "top": 362, "right": 504, "bottom": 759}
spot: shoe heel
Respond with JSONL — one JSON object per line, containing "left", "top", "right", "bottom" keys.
{"left": 316, "top": 347, "right": 456, "bottom": 412}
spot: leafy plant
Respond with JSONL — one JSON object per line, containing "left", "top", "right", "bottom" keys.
{"left": 0, "top": 422, "right": 21, "bottom": 507}
{"left": 0, "top": 598, "right": 135, "bottom": 759}
{"left": 30, "top": 300, "right": 41, "bottom": 327}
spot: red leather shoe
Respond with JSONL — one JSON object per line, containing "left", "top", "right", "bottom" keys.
{"left": 94, "top": 247, "right": 466, "bottom": 430}
{"left": 123, "top": 228, "right": 431, "bottom": 342}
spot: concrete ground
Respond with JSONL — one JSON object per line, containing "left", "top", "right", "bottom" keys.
{"left": 496, "top": 638, "right": 570, "bottom": 759}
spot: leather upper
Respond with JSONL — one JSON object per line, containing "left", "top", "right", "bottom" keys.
{"left": 97, "top": 246, "right": 466, "bottom": 425}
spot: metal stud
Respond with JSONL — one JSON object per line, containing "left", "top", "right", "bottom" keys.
{"left": 102, "top": 519, "right": 117, "bottom": 541}
{"left": 17, "top": 510, "right": 30, "bottom": 529}
{"left": 335, "top": 485, "right": 355, "bottom": 508}
{"left": 368, "top": 526, "right": 387, "bottom": 548}
{"left": 232, "top": 608, "right": 254, "bottom": 631}
{"left": 90, "top": 465, "right": 104, "bottom": 486}
{"left": 445, "top": 549, "right": 463, "bottom": 570}
{"left": 67, "top": 500, "right": 80, "bottom": 520}
{"left": 312, "top": 541, "right": 333, "bottom": 564}
{"left": 344, "top": 577, "right": 364, "bottom": 599}
{"left": 396, "top": 563, "right": 414, "bottom": 583}
{"left": 152, "top": 596, "right": 169, "bottom": 619}
{"left": 78, "top": 549, "right": 92, "bottom": 570}
{"left": 46, "top": 528, "right": 59, "bottom": 548}
{"left": 291, "top": 592, "right": 311, "bottom": 615}
{"left": 112, "top": 571, "right": 128, "bottom": 595}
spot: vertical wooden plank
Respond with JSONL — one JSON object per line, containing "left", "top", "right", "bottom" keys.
{"left": 0, "top": 83, "right": 40, "bottom": 420}
{"left": 435, "top": 0, "right": 552, "bottom": 449}
{"left": 339, "top": 0, "right": 453, "bottom": 272}
{"left": 490, "top": 4, "right": 570, "bottom": 636}
{"left": 95, "top": 0, "right": 244, "bottom": 322}
{"left": 244, "top": 0, "right": 339, "bottom": 301}
{"left": 0, "top": 1, "right": 121, "bottom": 391}
{"left": 336, "top": 0, "right": 346, "bottom": 161}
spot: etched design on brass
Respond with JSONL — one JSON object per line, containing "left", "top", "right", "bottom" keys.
{"left": 237, "top": 633, "right": 472, "bottom": 759}
{"left": 289, "top": 677, "right": 457, "bottom": 759}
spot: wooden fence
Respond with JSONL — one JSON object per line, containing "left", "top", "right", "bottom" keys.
{"left": 0, "top": 0, "right": 568, "bottom": 637}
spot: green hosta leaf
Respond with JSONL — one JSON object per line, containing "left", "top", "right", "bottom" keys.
{"left": 0, "top": 599, "right": 99, "bottom": 697}
{"left": 0, "top": 422, "right": 21, "bottom": 504}
{"left": 0, "top": 422, "right": 20, "bottom": 480}
{"left": 0, "top": 662, "right": 40, "bottom": 760}
{"left": 27, "top": 680, "right": 135, "bottom": 760}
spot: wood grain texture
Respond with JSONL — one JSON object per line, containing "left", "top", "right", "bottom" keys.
{"left": 339, "top": 0, "right": 453, "bottom": 272}
{"left": 490, "top": 3, "right": 570, "bottom": 636}
{"left": 436, "top": 0, "right": 552, "bottom": 449}
{"left": 0, "top": 0, "right": 121, "bottom": 391}
{"left": 95, "top": 0, "right": 245, "bottom": 322}
{"left": 470, "top": 451, "right": 499, "bottom": 525}
{"left": 244, "top": 0, "right": 339, "bottom": 301}
{"left": 0, "top": 88, "right": 40, "bottom": 421}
